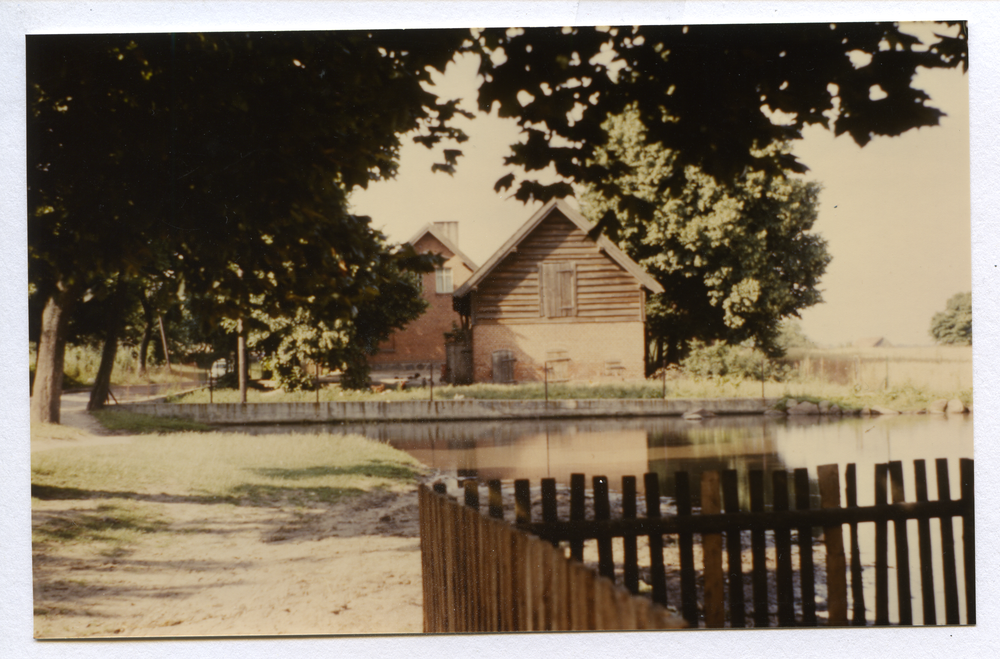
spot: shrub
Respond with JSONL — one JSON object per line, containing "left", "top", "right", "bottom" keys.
{"left": 681, "top": 340, "right": 791, "bottom": 382}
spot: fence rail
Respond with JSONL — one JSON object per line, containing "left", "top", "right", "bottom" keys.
{"left": 419, "top": 458, "right": 973, "bottom": 630}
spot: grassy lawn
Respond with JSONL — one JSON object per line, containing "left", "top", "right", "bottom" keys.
{"left": 32, "top": 431, "right": 426, "bottom": 507}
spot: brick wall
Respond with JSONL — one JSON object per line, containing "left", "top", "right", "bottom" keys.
{"left": 471, "top": 321, "right": 646, "bottom": 383}
{"left": 369, "top": 235, "right": 472, "bottom": 369}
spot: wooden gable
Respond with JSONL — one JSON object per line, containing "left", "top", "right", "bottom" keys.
{"left": 469, "top": 207, "right": 652, "bottom": 324}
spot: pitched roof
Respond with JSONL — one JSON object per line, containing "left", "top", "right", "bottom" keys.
{"left": 454, "top": 199, "right": 664, "bottom": 298}
{"left": 406, "top": 224, "right": 478, "bottom": 271}
{"left": 854, "top": 336, "right": 893, "bottom": 348}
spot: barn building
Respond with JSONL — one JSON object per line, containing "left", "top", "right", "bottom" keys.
{"left": 452, "top": 200, "right": 663, "bottom": 383}
{"left": 368, "top": 221, "right": 477, "bottom": 378}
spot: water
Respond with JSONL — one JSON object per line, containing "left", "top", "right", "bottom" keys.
{"left": 234, "top": 413, "right": 973, "bottom": 506}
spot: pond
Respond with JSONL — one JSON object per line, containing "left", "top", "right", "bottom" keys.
{"left": 233, "top": 413, "right": 973, "bottom": 508}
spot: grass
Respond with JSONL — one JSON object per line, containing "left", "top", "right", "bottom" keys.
{"left": 31, "top": 431, "right": 426, "bottom": 508}
{"left": 30, "top": 342, "right": 205, "bottom": 389}
{"left": 166, "top": 377, "right": 972, "bottom": 412}
{"left": 91, "top": 409, "right": 214, "bottom": 434}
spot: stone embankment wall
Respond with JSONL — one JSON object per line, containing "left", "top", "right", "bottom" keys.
{"left": 123, "top": 397, "right": 780, "bottom": 425}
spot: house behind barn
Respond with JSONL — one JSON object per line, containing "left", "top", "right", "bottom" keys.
{"left": 452, "top": 200, "right": 663, "bottom": 383}
{"left": 368, "top": 222, "right": 477, "bottom": 379}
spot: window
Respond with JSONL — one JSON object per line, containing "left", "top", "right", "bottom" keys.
{"left": 435, "top": 267, "right": 453, "bottom": 294}
{"left": 539, "top": 262, "right": 576, "bottom": 317}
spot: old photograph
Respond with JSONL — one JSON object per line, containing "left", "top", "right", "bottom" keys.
{"left": 12, "top": 6, "right": 985, "bottom": 654}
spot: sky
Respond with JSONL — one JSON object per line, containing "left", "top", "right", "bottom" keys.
{"left": 351, "top": 33, "right": 971, "bottom": 348}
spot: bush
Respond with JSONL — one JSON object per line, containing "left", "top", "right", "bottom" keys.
{"left": 681, "top": 340, "right": 791, "bottom": 381}
{"left": 260, "top": 356, "right": 315, "bottom": 392}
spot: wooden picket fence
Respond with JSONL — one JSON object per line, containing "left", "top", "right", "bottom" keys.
{"left": 418, "top": 484, "right": 688, "bottom": 631}
{"left": 418, "top": 458, "right": 974, "bottom": 630}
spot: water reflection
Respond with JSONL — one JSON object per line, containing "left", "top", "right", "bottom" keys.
{"left": 234, "top": 414, "right": 973, "bottom": 506}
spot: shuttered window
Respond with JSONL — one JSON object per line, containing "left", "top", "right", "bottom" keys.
{"left": 539, "top": 262, "right": 576, "bottom": 317}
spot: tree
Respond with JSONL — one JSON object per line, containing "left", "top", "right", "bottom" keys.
{"left": 775, "top": 319, "right": 817, "bottom": 351}
{"left": 580, "top": 109, "right": 830, "bottom": 366}
{"left": 476, "top": 22, "right": 967, "bottom": 210}
{"left": 234, "top": 233, "right": 437, "bottom": 391}
{"left": 28, "top": 31, "right": 471, "bottom": 422}
{"left": 930, "top": 292, "right": 972, "bottom": 345}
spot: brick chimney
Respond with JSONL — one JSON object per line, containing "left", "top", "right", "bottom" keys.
{"left": 432, "top": 221, "right": 459, "bottom": 246}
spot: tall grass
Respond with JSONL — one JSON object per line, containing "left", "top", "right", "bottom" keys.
{"left": 29, "top": 342, "right": 204, "bottom": 388}
{"left": 162, "top": 345, "right": 972, "bottom": 412}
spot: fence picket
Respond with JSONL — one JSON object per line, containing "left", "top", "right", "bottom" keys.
{"left": 513, "top": 531, "right": 530, "bottom": 630}
{"left": 913, "top": 460, "right": 936, "bottom": 625}
{"left": 464, "top": 479, "right": 479, "bottom": 510}
{"left": 541, "top": 478, "right": 558, "bottom": 526}
{"left": 874, "top": 463, "right": 890, "bottom": 625}
{"left": 593, "top": 476, "right": 615, "bottom": 580}
{"left": 514, "top": 479, "right": 531, "bottom": 524}
{"left": 960, "top": 458, "right": 975, "bottom": 625}
{"left": 889, "top": 461, "right": 914, "bottom": 625}
{"left": 675, "top": 470, "right": 699, "bottom": 625}
{"left": 489, "top": 479, "right": 504, "bottom": 519}
{"left": 569, "top": 473, "right": 586, "bottom": 561}
{"left": 817, "top": 464, "right": 848, "bottom": 626}
{"left": 485, "top": 517, "right": 498, "bottom": 631}
{"left": 498, "top": 523, "right": 514, "bottom": 631}
{"left": 749, "top": 470, "right": 769, "bottom": 627}
{"left": 622, "top": 476, "right": 640, "bottom": 594}
{"left": 773, "top": 470, "right": 795, "bottom": 627}
{"left": 701, "top": 471, "right": 725, "bottom": 628}
{"left": 615, "top": 582, "right": 637, "bottom": 629}
{"left": 845, "top": 463, "right": 867, "bottom": 626}
{"left": 794, "top": 468, "right": 817, "bottom": 626}
{"left": 935, "top": 458, "right": 959, "bottom": 625}
{"left": 643, "top": 472, "right": 668, "bottom": 606}
{"left": 722, "top": 469, "right": 745, "bottom": 627}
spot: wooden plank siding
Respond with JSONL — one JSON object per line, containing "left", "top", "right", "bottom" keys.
{"left": 473, "top": 216, "right": 645, "bottom": 324}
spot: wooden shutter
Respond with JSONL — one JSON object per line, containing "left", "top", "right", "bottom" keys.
{"left": 492, "top": 349, "right": 515, "bottom": 383}
{"left": 540, "top": 262, "right": 576, "bottom": 317}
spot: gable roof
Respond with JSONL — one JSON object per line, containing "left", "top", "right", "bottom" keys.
{"left": 454, "top": 199, "right": 664, "bottom": 298}
{"left": 406, "top": 223, "right": 478, "bottom": 272}
{"left": 854, "top": 336, "right": 893, "bottom": 348}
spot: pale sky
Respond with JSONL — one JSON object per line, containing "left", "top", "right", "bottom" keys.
{"left": 352, "top": 38, "right": 971, "bottom": 348}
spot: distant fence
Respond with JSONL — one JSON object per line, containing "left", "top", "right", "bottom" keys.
{"left": 419, "top": 459, "right": 974, "bottom": 629}
{"left": 782, "top": 347, "right": 972, "bottom": 390}
{"left": 418, "top": 485, "right": 687, "bottom": 631}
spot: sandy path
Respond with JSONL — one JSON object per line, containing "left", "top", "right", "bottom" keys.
{"left": 32, "top": 395, "right": 427, "bottom": 638}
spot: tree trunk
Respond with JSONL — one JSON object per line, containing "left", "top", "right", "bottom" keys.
{"left": 237, "top": 318, "right": 247, "bottom": 404}
{"left": 158, "top": 315, "right": 172, "bottom": 373}
{"left": 87, "top": 330, "right": 120, "bottom": 411}
{"left": 30, "top": 284, "right": 78, "bottom": 424}
{"left": 88, "top": 276, "right": 127, "bottom": 411}
{"left": 136, "top": 293, "right": 154, "bottom": 377}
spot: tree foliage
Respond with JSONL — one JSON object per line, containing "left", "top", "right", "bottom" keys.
{"left": 580, "top": 109, "right": 830, "bottom": 364}
{"left": 27, "top": 31, "right": 470, "bottom": 421}
{"left": 930, "top": 292, "right": 972, "bottom": 345}
{"left": 476, "top": 22, "right": 967, "bottom": 208}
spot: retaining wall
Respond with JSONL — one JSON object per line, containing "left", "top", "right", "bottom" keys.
{"left": 121, "top": 397, "right": 779, "bottom": 425}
